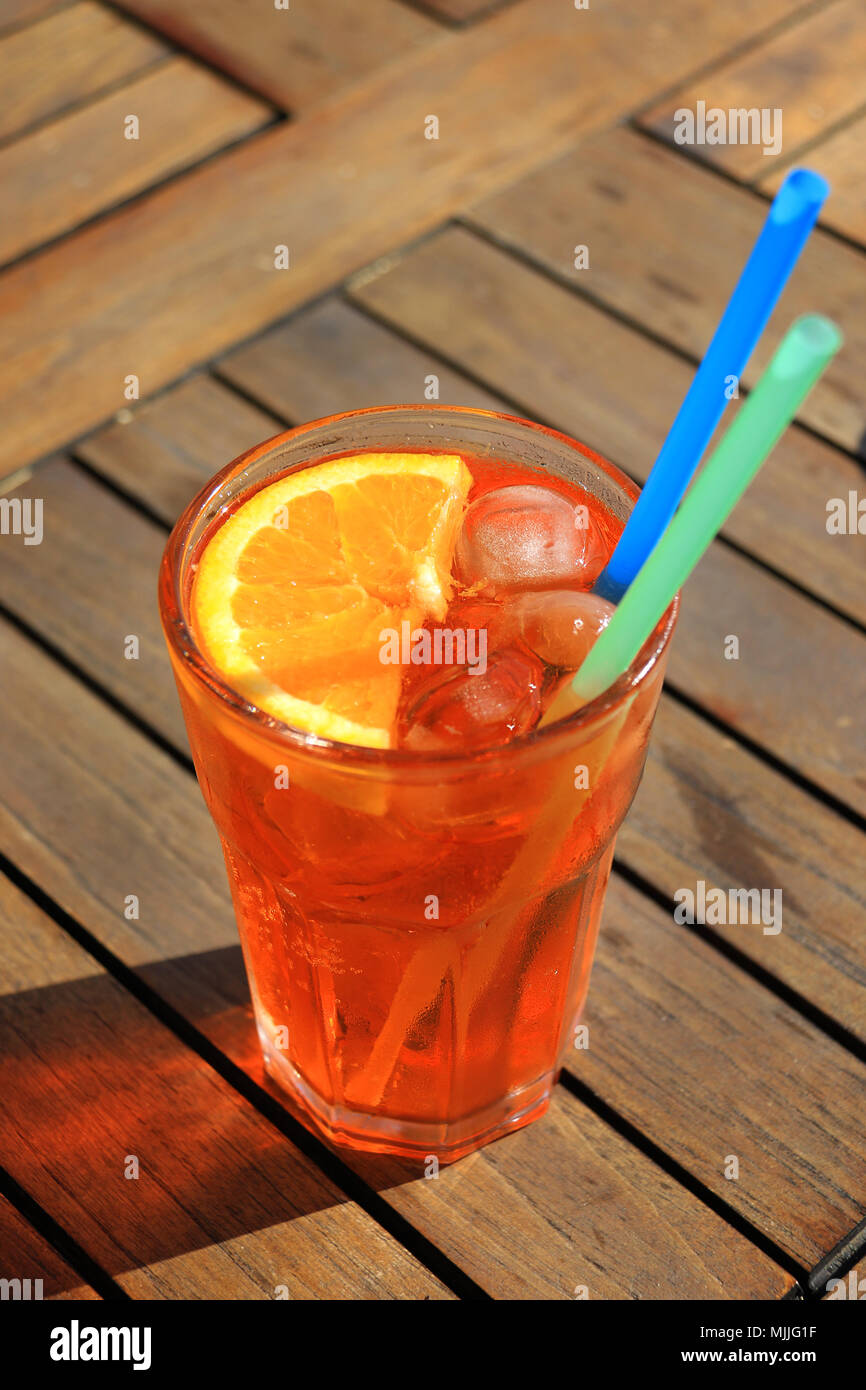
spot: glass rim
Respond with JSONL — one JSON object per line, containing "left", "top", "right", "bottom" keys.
{"left": 158, "top": 404, "right": 679, "bottom": 771}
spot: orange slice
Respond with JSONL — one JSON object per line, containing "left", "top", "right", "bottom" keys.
{"left": 193, "top": 451, "right": 473, "bottom": 748}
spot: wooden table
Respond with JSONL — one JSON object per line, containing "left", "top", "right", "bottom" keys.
{"left": 0, "top": 0, "right": 864, "bottom": 1301}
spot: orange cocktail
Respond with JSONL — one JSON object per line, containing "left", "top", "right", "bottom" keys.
{"left": 159, "top": 407, "right": 676, "bottom": 1160}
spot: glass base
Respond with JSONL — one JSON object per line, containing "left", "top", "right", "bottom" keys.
{"left": 258, "top": 1023, "right": 553, "bottom": 1162}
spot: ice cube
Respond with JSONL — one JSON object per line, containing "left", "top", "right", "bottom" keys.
{"left": 455, "top": 484, "right": 607, "bottom": 593}
{"left": 399, "top": 648, "right": 544, "bottom": 752}
{"left": 441, "top": 593, "right": 521, "bottom": 654}
{"left": 516, "top": 590, "right": 614, "bottom": 669}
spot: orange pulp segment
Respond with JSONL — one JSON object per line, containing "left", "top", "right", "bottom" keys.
{"left": 192, "top": 452, "right": 473, "bottom": 748}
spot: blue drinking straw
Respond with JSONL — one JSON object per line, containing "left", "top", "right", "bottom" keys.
{"left": 594, "top": 167, "right": 829, "bottom": 603}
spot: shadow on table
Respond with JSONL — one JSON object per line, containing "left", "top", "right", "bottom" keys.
{"left": 139, "top": 945, "right": 480, "bottom": 1193}
{"left": 0, "top": 954, "right": 430, "bottom": 1294}
{"left": 0, "top": 945, "right": 467, "bottom": 1289}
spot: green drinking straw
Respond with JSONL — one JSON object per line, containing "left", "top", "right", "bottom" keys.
{"left": 571, "top": 314, "right": 842, "bottom": 705}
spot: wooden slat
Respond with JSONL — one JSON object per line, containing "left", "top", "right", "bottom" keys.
{"left": 762, "top": 112, "right": 866, "bottom": 245}
{"left": 620, "top": 699, "right": 866, "bottom": 1046}
{"left": 0, "top": 458, "right": 185, "bottom": 746}
{"left": 2, "top": 425, "right": 862, "bottom": 1274}
{"left": 0, "top": 871, "right": 452, "bottom": 1299}
{"left": 78, "top": 375, "right": 281, "bottom": 525}
{"left": 469, "top": 125, "right": 866, "bottom": 458}
{"left": 0, "top": 619, "right": 794, "bottom": 1298}
{"left": 218, "top": 296, "right": 512, "bottom": 420}
{"left": 6, "top": 458, "right": 864, "bottom": 1055}
{"left": 355, "top": 214, "right": 865, "bottom": 622}
{"left": 0, "top": 1, "right": 65, "bottom": 23}
{"left": 0, "top": 291, "right": 506, "bottom": 743}
{"left": 15, "top": 357, "right": 866, "bottom": 1038}
{"left": 0, "top": 0, "right": 813, "bottom": 471}
{"left": 0, "top": 2, "right": 167, "bottom": 143}
{"left": 349, "top": 225, "right": 866, "bottom": 812}
{"left": 367, "top": 1089, "right": 793, "bottom": 1299}
{"left": 0, "top": 0, "right": 67, "bottom": 27}
{"left": 0, "top": 58, "right": 271, "bottom": 266}
{"left": 639, "top": 0, "right": 866, "bottom": 180}
{"left": 114, "top": 0, "right": 438, "bottom": 111}
{"left": 0, "top": 1196, "right": 100, "bottom": 1300}
{"left": 667, "top": 543, "right": 866, "bottom": 815}
{"left": 78, "top": 295, "right": 510, "bottom": 522}
{"left": 571, "top": 874, "right": 866, "bottom": 1267}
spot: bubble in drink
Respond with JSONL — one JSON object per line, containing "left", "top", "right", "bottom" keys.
{"left": 400, "top": 647, "right": 544, "bottom": 752}
{"left": 517, "top": 590, "right": 615, "bottom": 669}
{"left": 455, "top": 484, "right": 607, "bottom": 593}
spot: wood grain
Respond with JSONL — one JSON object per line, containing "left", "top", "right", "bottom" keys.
{"left": 619, "top": 699, "right": 866, "bottom": 1045}
{"left": 0, "top": 621, "right": 793, "bottom": 1297}
{"left": 80, "top": 297, "right": 509, "bottom": 523}
{"left": 0, "top": 457, "right": 185, "bottom": 746}
{"left": 761, "top": 111, "right": 866, "bottom": 245}
{"left": 219, "top": 296, "right": 511, "bottom": 421}
{"left": 469, "top": 126, "right": 866, "bottom": 457}
{"left": 114, "top": 0, "right": 438, "bottom": 111}
{"left": 0, "top": 871, "right": 452, "bottom": 1299}
{"left": 375, "top": 1087, "right": 793, "bottom": 1299}
{"left": 353, "top": 218, "right": 866, "bottom": 623}
{"left": 639, "top": 0, "right": 866, "bottom": 179}
{"left": 0, "top": 0, "right": 814, "bottom": 470}
{"left": 0, "top": 1196, "right": 100, "bottom": 1299}
{"left": 1, "top": 0, "right": 860, "bottom": 1302}
{"left": 0, "top": 58, "right": 271, "bottom": 265}
{"left": 0, "top": 454, "right": 861, "bottom": 1270}
{"left": 12, "top": 365, "right": 866, "bottom": 1037}
{"left": 666, "top": 543, "right": 866, "bottom": 816}
{"left": 78, "top": 375, "right": 281, "bottom": 524}
{"left": 572, "top": 875, "right": 866, "bottom": 1267}
{"left": 0, "top": 1, "right": 167, "bottom": 143}
{"left": 0, "top": 618, "right": 244, "bottom": 986}
{"left": 349, "top": 226, "right": 866, "bottom": 812}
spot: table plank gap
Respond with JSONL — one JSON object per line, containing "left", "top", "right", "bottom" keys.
{"left": 0, "top": 1, "right": 169, "bottom": 145}
{"left": 0, "top": 584, "right": 192, "bottom": 772}
{"left": 0, "top": 0, "right": 825, "bottom": 471}
{"left": 468, "top": 126, "right": 866, "bottom": 457}
{"left": 569, "top": 875, "right": 866, "bottom": 1265}
{"left": 0, "top": 57, "right": 272, "bottom": 268}
{"left": 812, "top": 1213, "right": 866, "bottom": 1294}
{"left": 0, "top": 615, "right": 796, "bottom": 1297}
{"left": 616, "top": 696, "right": 866, "bottom": 1046}
{"left": 0, "top": 458, "right": 861, "bottom": 1278}
{"left": 822, "top": 1254, "right": 866, "bottom": 1298}
{"left": 32, "top": 337, "right": 866, "bottom": 1041}
{"left": 637, "top": 0, "right": 866, "bottom": 181}
{"left": 612, "top": 854, "right": 866, "bottom": 1067}
{"left": 350, "top": 225, "right": 865, "bottom": 620}
{"left": 111, "top": 0, "right": 441, "bottom": 112}
{"left": 346, "top": 229, "right": 866, "bottom": 814}
{"left": 760, "top": 107, "right": 866, "bottom": 246}
{"left": 558, "top": 1070, "right": 805, "bottom": 1285}
{"left": 406, "top": 0, "right": 517, "bottom": 23}
{"left": 0, "top": 1188, "right": 108, "bottom": 1300}
{"left": 0, "top": 868, "right": 455, "bottom": 1299}
{"left": 8, "top": 457, "right": 866, "bottom": 1056}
